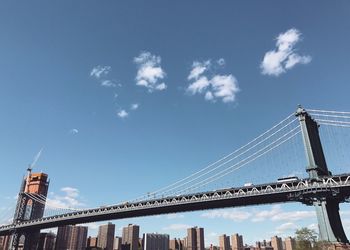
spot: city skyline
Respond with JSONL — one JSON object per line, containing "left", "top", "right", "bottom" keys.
{"left": 0, "top": 0, "right": 350, "bottom": 246}
{"left": 0, "top": 221, "right": 301, "bottom": 249}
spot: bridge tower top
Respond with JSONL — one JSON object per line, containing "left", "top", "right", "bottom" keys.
{"left": 295, "top": 105, "right": 331, "bottom": 178}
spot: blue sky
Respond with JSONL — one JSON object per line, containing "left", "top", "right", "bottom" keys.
{"left": 1, "top": 1, "right": 350, "bottom": 246}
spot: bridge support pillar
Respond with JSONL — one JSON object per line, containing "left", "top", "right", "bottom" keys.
{"left": 313, "top": 200, "right": 348, "bottom": 243}
{"left": 296, "top": 106, "right": 349, "bottom": 243}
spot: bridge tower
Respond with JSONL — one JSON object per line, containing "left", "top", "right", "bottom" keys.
{"left": 10, "top": 168, "right": 49, "bottom": 250}
{"left": 296, "top": 106, "right": 348, "bottom": 243}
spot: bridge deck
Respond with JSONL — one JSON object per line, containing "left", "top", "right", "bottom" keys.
{"left": 1, "top": 174, "right": 350, "bottom": 236}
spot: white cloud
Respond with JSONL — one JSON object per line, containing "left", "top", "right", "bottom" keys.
{"left": 130, "top": 103, "right": 139, "bottom": 110}
{"left": 201, "top": 209, "right": 251, "bottom": 221}
{"left": 187, "top": 76, "right": 210, "bottom": 94}
{"left": 271, "top": 210, "right": 315, "bottom": 221}
{"left": 69, "top": 129, "right": 79, "bottom": 135}
{"left": 251, "top": 205, "right": 281, "bottom": 222}
{"left": 208, "top": 232, "right": 218, "bottom": 237}
{"left": 46, "top": 187, "right": 84, "bottom": 209}
{"left": 61, "top": 187, "right": 79, "bottom": 198}
{"left": 308, "top": 223, "right": 319, "bottom": 231}
{"left": 211, "top": 75, "right": 239, "bottom": 103}
{"left": 188, "top": 61, "right": 211, "bottom": 80}
{"left": 90, "top": 65, "right": 111, "bottom": 79}
{"left": 260, "top": 28, "right": 311, "bottom": 76}
{"left": 101, "top": 80, "right": 117, "bottom": 88}
{"left": 155, "top": 82, "right": 167, "bottom": 91}
{"left": 205, "top": 91, "right": 214, "bottom": 101}
{"left": 117, "top": 110, "right": 129, "bottom": 118}
{"left": 162, "top": 224, "right": 192, "bottom": 231}
{"left": 250, "top": 205, "right": 315, "bottom": 222}
{"left": 201, "top": 205, "right": 316, "bottom": 225}
{"left": 186, "top": 59, "right": 239, "bottom": 103}
{"left": 275, "top": 222, "right": 298, "bottom": 234}
{"left": 134, "top": 51, "right": 166, "bottom": 92}
{"left": 166, "top": 214, "right": 185, "bottom": 219}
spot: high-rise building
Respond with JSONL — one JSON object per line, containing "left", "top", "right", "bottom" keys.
{"left": 284, "top": 237, "right": 296, "bottom": 250}
{"left": 122, "top": 224, "right": 140, "bottom": 250}
{"left": 69, "top": 226, "right": 88, "bottom": 250}
{"left": 187, "top": 227, "right": 204, "bottom": 250}
{"left": 256, "top": 240, "right": 273, "bottom": 250}
{"left": 55, "top": 225, "right": 88, "bottom": 250}
{"left": 196, "top": 228, "right": 204, "bottom": 250}
{"left": 271, "top": 236, "right": 283, "bottom": 250}
{"left": 38, "top": 232, "right": 55, "bottom": 250}
{"left": 98, "top": 222, "right": 116, "bottom": 250}
{"left": 169, "top": 238, "right": 184, "bottom": 250}
{"left": 219, "top": 234, "right": 230, "bottom": 250}
{"left": 56, "top": 225, "right": 72, "bottom": 250}
{"left": 183, "top": 237, "right": 188, "bottom": 250}
{"left": 143, "top": 233, "right": 169, "bottom": 250}
{"left": 0, "top": 235, "right": 11, "bottom": 250}
{"left": 87, "top": 236, "right": 98, "bottom": 249}
{"left": 114, "top": 237, "right": 122, "bottom": 250}
{"left": 231, "top": 234, "right": 243, "bottom": 250}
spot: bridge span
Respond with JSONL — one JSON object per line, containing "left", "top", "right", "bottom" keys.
{"left": 1, "top": 173, "right": 349, "bottom": 236}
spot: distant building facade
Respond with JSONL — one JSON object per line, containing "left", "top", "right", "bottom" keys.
{"left": 143, "top": 233, "right": 169, "bottom": 250}
{"left": 219, "top": 234, "right": 230, "bottom": 250}
{"left": 0, "top": 235, "right": 11, "bottom": 250}
{"left": 55, "top": 225, "right": 87, "bottom": 250}
{"left": 256, "top": 240, "right": 273, "bottom": 250}
{"left": 169, "top": 238, "right": 184, "bottom": 250}
{"left": 98, "top": 222, "right": 116, "bottom": 250}
{"left": 55, "top": 225, "right": 72, "bottom": 249}
{"left": 231, "top": 234, "right": 244, "bottom": 250}
{"left": 271, "top": 236, "right": 283, "bottom": 250}
{"left": 114, "top": 237, "right": 122, "bottom": 250}
{"left": 284, "top": 237, "right": 296, "bottom": 250}
{"left": 38, "top": 232, "right": 55, "bottom": 250}
{"left": 187, "top": 227, "right": 204, "bottom": 250}
{"left": 122, "top": 224, "right": 140, "bottom": 250}
{"left": 70, "top": 226, "right": 88, "bottom": 250}
{"left": 87, "top": 236, "right": 98, "bottom": 249}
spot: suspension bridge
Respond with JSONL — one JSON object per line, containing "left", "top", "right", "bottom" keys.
{"left": 1, "top": 106, "right": 350, "bottom": 249}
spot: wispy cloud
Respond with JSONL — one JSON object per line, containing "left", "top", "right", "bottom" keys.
{"left": 69, "top": 129, "right": 79, "bottom": 135}
{"left": 117, "top": 110, "right": 129, "bottom": 119}
{"left": 201, "top": 205, "right": 315, "bottom": 224}
{"left": 101, "top": 80, "right": 117, "bottom": 88}
{"left": 130, "top": 103, "right": 139, "bottom": 110}
{"left": 188, "top": 61, "right": 211, "bottom": 81}
{"left": 46, "top": 187, "right": 84, "bottom": 209}
{"left": 275, "top": 222, "right": 298, "bottom": 234}
{"left": 162, "top": 223, "right": 192, "bottom": 231}
{"left": 201, "top": 208, "right": 251, "bottom": 221}
{"left": 90, "top": 65, "right": 111, "bottom": 79}
{"left": 90, "top": 65, "right": 119, "bottom": 88}
{"left": 271, "top": 210, "right": 315, "bottom": 222}
{"left": 134, "top": 51, "right": 166, "bottom": 92}
{"left": 186, "top": 59, "right": 239, "bottom": 103}
{"left": 260, "top": 28, "right": 311, "bottom": 76}
{"left": 166, "top": 214, "right": 184, "bottom": 219}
